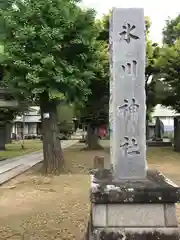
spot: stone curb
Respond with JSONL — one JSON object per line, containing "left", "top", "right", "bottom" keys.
{"left": 0, "top": 140, "right": 78, "bottom": 185}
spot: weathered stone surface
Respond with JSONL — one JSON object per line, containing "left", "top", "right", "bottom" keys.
{"left": 92, "top": 204, "right": 106, "bottom": 227}
{"left": 93, "top": 156, "right": 104, "bottom": 169}
{"left": 88, "top": 7, "right": 180, "bottom": 240}
{"left": 90, "top": 169, "right": 180, "bottom": 203}
{"left": 164, "top": 204, "right": 178, "bottom": 227}
{"left": 107, "top": 204, "right": 165, "bottom": 227}
{"left": 92, "top": 228, "right": 180, "bottom": 240}
{"left": 109, "top": 8, "right": 147, "bottom": 179}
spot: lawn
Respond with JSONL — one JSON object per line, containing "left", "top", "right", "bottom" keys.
{"left": 0, "top": 140, "right": 42, "bottom": 159}
{"left": 0, "top": 141, "right": 180, "bottom": 240}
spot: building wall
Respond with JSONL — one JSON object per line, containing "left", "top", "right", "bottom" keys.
{"left": 28, "top": 123, "right": 37, "bottom": 134}
{"left": 12, "top": 122, "right": 40, "bottom": 137}
{"left": 12, "top": 107, "right": 41, "bottom": 137}
{"left": 160, "top": 116, "right": 174, "bottom": 126}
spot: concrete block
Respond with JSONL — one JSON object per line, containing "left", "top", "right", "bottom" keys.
{"left": 92, "top": 204, "right": 107, "bottom": 227}
{"left": 92, "top": 227, "right": 180, "bottom": 240}
{"left": 165, "top": 204, "right": 178, "bottom": 227}
{"left": 107, "top": 203, "right": 165, "bottom": 227}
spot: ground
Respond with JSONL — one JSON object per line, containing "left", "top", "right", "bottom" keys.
{"left": 0, "top": 140, "right": 42, "bottom": 159}
{"left": 0, "top": 141, "right": 180, "bottom": 240}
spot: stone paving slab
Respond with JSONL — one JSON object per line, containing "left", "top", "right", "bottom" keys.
{"left": 0, "top": 164, "right": 30, "bottom": 185}
{"left": 0, "top": 139, "right": 78, "bottom": 185}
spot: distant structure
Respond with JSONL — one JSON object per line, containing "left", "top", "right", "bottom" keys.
{"left": 151, "top": 104, "right": 179, "bottom": 133}
{"left": 12, "top": 106, "right": 41, "bottom": 139}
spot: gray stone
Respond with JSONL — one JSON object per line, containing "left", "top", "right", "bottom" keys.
{"left": 109, "top": 8, "right": 147, "bottom": 180}
{"left": 86, "top": 7, "right": 180, "bottom": 240}
{"left": 93, "top": 228, "right": 180, "bottom": 240}
{"left": 154, "top": 117, "right": 164, "bottom": 141}
{"left": 93, "top": 156, "right": 104, "bottom": 169}
{"left": 107, "top": 204, "right": 165, "bottom": 227}
{"left": 90, "top": 169, "right": 180, "bottom": 204}
{"left": 164, "top": 204, "right": 178, "bottom": 227}
{"left": 92, "top": 204, "right": 107, "bottom": 227}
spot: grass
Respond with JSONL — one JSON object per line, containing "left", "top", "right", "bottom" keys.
{"left": 0, "top": 141, "right": 180, "bottom": 239}
{"left": 0, "top": 140, "right": 42, "bottom": 159}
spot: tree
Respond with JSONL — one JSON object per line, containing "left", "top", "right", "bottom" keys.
{"left": 77, "top": 19, "right": 109, "bottom": 149}
{"left": 98, "top": 14, "right": 162, "bottom": 115}
{"left": 0, "top": 0, "right": 99, "bottom": 173}
{"left": 0, "top": 97, "right": 31, "bottom": 150}
{"left": 57, "top": 102, "right": 74, "bottom": 137}
{"left": 93, "top": 14, "right": 164, "bottom": 140}
{"left": 156, "top": 40, "right": 180, "bottom": 111}
{"left": 156, "top": 15, "right": 180, "bottom": 112}
{"left": 0, "top": 108, "right": 15, "bottom": 150}
{"left": 163, "top": 14, "right": 180, "bottom": 45}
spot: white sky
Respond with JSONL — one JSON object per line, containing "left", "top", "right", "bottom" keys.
{"left": 81, "top": 0, "right": 180, "bottom": 43}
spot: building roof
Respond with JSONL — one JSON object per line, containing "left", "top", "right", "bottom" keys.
{"left": 29, "top": 106, "right": 40, "bottom": 111}
{"left": 14, "top": 106, "right": 41, "bottom": 123}
{"left": 151, "top": 104, "right": 179, "bottom": 117}
{"left": 14, "top": 115, "right": 41, "bottom": 123}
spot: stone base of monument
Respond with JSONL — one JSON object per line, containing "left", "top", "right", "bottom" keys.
{"left": 88, "top": 169, "right": 180, "bottom": 240}
{"left": 147, "top": 138, "right": 172, "bottom": 147}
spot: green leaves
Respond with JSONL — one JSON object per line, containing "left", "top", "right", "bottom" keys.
{"left": 163, "top": 15, "right": 180, "bottom": 45}
{"left": 156, "top": 15, "right": 180, "bottom": 112}
{"left": 0, "top": 0, "right": 98, "bottom": 105}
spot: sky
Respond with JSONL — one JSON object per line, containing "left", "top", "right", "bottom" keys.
{"left": 81, "top": 0, "right": 180, "bottom": 43}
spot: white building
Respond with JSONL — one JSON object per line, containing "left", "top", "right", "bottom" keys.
{"left": 12, "top": 106, "right": 41, "bottom": 138}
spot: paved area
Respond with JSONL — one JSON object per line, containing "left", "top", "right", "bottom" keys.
{"left": 0, "top": 139, "right": 78, "bottom": 185}
{"left": 70, "top": 129, "right": 84, "bottom": 140}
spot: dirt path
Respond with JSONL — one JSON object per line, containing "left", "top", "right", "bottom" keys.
{"left": 0, "top": 143, "right": 180, "bottom": 239}
{"left": 0, "top": 142, "right": 110, "bottom": 240}
{"left": 0, "top": 174, "right": 89, "bottom": 240}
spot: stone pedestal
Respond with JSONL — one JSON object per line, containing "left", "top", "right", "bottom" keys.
{"left": 88, "top": 169, "right": 180, "bottom": 240}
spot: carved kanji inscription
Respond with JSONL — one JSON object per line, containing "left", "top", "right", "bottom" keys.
{"left": 121, "top": 60, "right": 137, "bottom": 76}
{"left": 120, "top": 136, "right": 140, "bottom": 156}
{"left": 119, "top": 23, "right": 139, "bottom": 43}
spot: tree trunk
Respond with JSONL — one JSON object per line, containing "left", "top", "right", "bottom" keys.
{"left": 21, "top": 114, "right": 25, "bottom": 149}
{"left": 174, "top": 116, "right": 180, "bottom": 152}
{"left": 40, "top": 96, "right": 64, "bottom": 174}
{"left": 146, "top": 120, "right": 149, "bottom": 140}
{"left": 0, "top": 124, "right": 6, "bottom": 150}
{"left": 5, "top": 122, "right": 12, "bottom": 144}
{"left": 86, "top": 124, "right": 101, "bottom": 149}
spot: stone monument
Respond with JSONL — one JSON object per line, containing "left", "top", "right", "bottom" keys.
{"left": 147, "top": 117, "right": 171, "bottom": 147}
{"left": 154, "top": 117, "right": 164, "bottom": 141}
{"left": 88, "top": 8, "right": 180, "bottom": 240}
